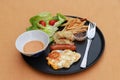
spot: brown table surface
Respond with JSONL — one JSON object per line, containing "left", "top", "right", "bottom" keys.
{"left": 0, "top": 0, "right": 120, "bottom": 80}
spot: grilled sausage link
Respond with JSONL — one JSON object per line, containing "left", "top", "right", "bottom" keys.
{"left": 50, "top": 44, "right": 76, "bottom": 50}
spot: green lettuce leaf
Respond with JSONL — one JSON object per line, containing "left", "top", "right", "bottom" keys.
{"left": 26, "top": 12, "right": 66, "bottom": 42}
{"left": 42, "top": 25, "right": 58, "bottom": 37}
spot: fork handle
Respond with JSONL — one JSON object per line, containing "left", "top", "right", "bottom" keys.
{"left": 80, "top": 39, "right": 92, "bottom": 68}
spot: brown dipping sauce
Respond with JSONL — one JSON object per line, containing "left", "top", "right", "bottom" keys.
{"left": 23, "top": 40, "right": 44, "bottom": 53}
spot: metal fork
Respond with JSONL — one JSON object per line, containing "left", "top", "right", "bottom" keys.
{"left": 80, "top": 22, "right": 96, "bottom": 68}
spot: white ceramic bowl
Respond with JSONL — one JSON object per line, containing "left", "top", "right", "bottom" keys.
{"left": 15, "top": 30, "right": 49, "bottom": 57}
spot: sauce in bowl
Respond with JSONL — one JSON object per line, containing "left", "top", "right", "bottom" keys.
{"left": 23, "top": 40, "right": 44, "bottom": 53}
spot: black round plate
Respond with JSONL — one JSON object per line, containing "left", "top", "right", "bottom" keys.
{"left": 22, "top": 16, "right": 105, "bottom": 74}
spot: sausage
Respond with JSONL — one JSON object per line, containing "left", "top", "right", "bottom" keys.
{"left": 50, "top": 44, "right": 76, "bottom": 50}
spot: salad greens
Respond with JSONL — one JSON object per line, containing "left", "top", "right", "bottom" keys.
{"left": 26, "top": 12, "right": 66, "bottom": 42}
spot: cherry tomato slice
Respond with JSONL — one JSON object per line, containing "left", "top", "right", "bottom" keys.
{"left": 49, "top": 20, "right": 57, "bottom": 26}
{"left": 39, "top": 20, "right": 46, "bottom": 26}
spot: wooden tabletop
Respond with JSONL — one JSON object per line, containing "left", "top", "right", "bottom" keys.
{"left": 0, "top": 0, "right": 120, "bottom": 80}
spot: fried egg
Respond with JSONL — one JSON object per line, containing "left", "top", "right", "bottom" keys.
{"left": 46, "top": 49, "right": 81, "bottom": 70}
